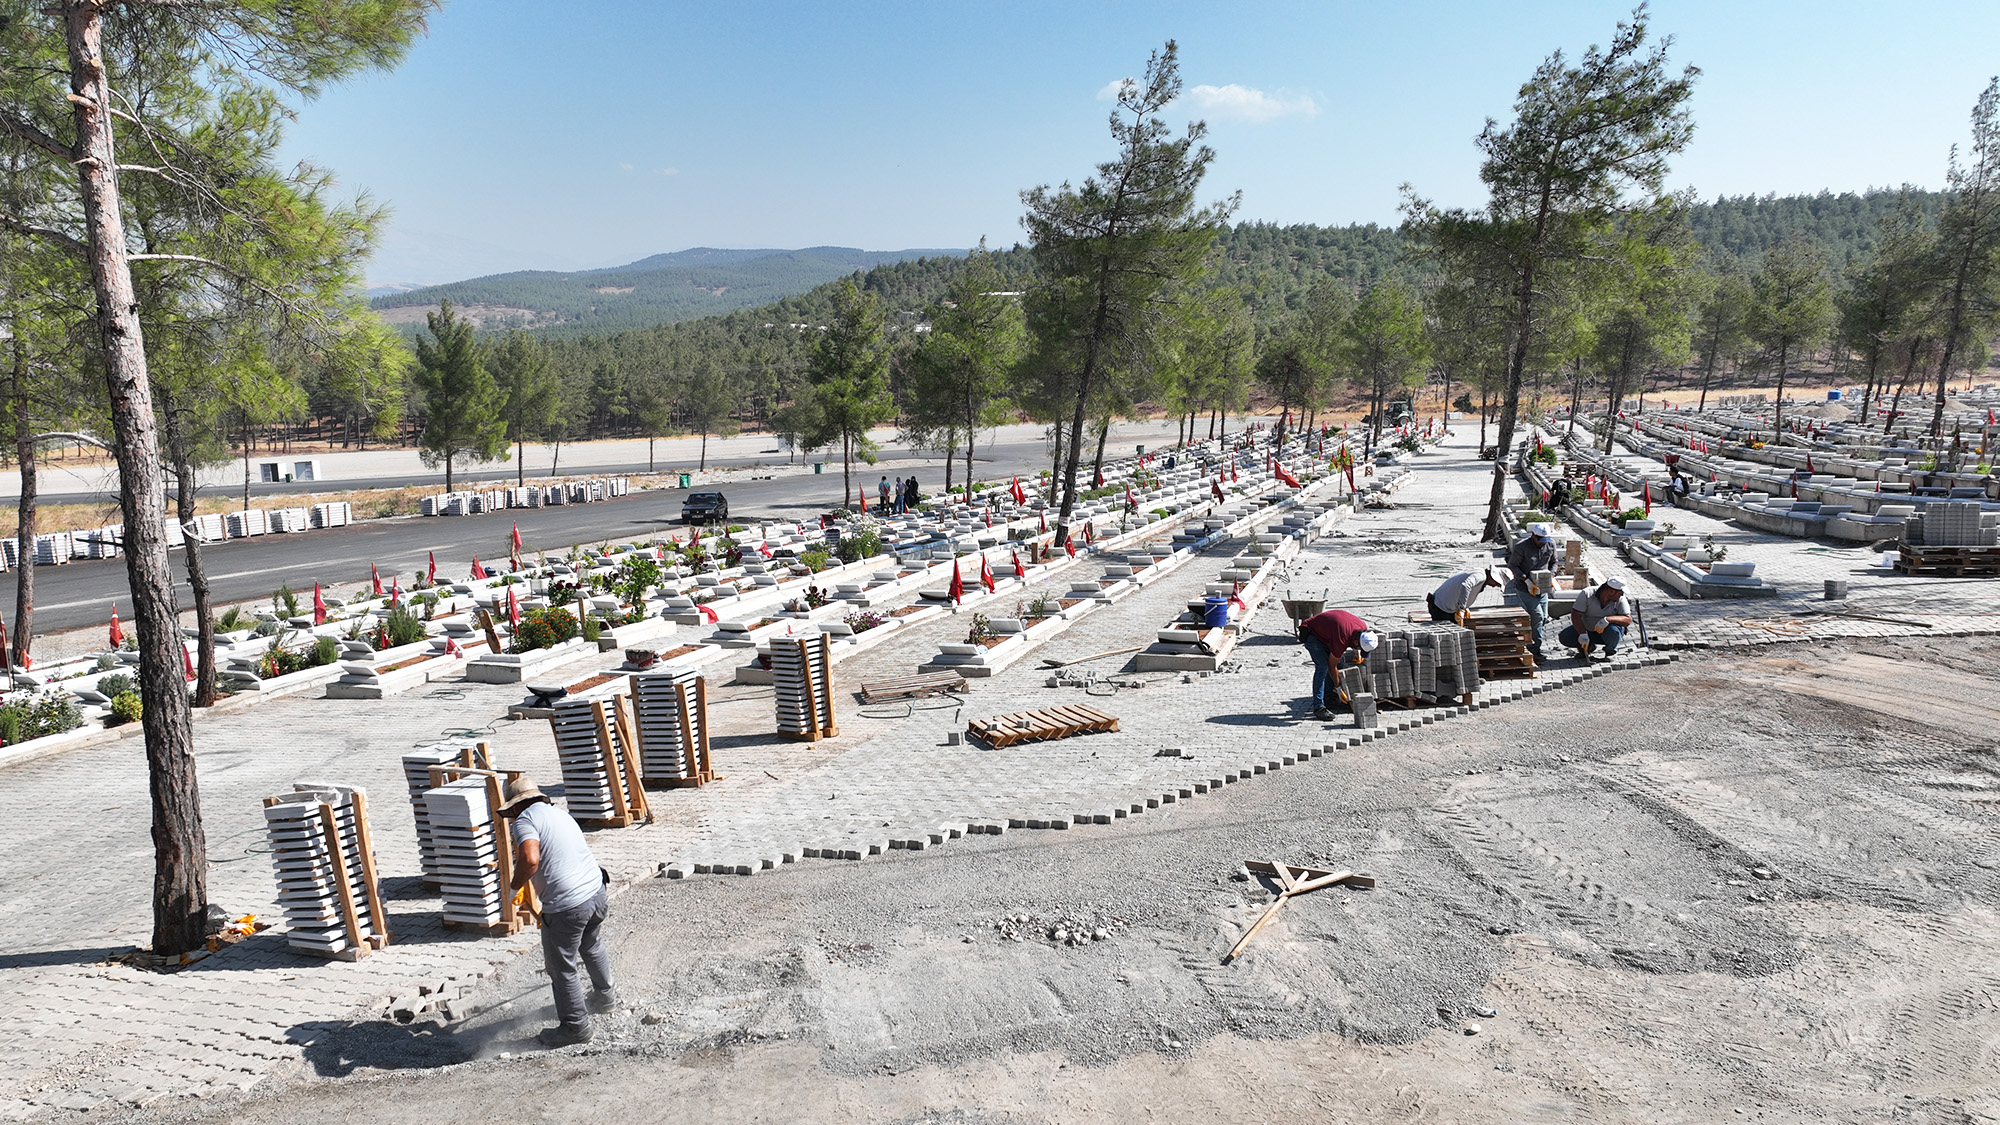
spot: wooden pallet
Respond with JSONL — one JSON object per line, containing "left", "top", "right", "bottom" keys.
{"left": 966, "top": 704, "right": 1119, "bottom": 749}
{"left": 1896, "top": 546, "right": 2000, "bottom": 576}
{"left": 860, "top": 670, "right": 969, "bottom": 704}
{"left": 1467, "top": 606, "right": 1540, "bottom": 678}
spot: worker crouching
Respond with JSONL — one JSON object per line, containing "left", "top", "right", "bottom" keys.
{"left": 500, "top": 775, "right": 618, "bottom": 1047}
{"left": 1559, "top": 577, "right": 1633, "bottom": 660}
{"left": 1297, "top": 608, "right": 1378, "bottom": 721}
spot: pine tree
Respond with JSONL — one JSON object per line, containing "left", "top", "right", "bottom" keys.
{"left": 414, "top": 300, "right": 506, "bottom": 492}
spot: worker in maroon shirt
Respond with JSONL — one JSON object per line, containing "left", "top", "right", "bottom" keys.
{"left": 1297, "top": 608, "right": 1378, "bottom": 721}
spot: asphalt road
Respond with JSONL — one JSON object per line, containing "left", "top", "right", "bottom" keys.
{"left": 0, "top": 437, "right": 1126, "bottom": 635}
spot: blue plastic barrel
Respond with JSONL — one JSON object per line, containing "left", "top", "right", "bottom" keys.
{"left": 1203, "top": 596, "right": 1230, "bottom": 628}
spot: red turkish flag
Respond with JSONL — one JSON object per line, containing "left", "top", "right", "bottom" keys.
{"left": 858, "top": 491, "right": 867, "bottom": 514}
{"left": 1211, "top": 478, "right": 1225, "bottom": 502}
{"left": 312, "top": 583, "right": 327, "bottom": 626}
{"left": 426, "top": 551, "right": 437, "bottom": 585}
{"left": 182, "top": 644, "right": 195, "bottom": 682}
{"left": 950, "top": 558, "right": 965, "bottom": 605}
{"left": 1274, "top": 463, "right": 1301, "bottom": 488}
{"left": 1039, "top": 509, "right": 1046, "bottom": 533}
{"left": 1011, "top": 547, "right": 1024, "bottom": 576}
{"left": 108, "top": 607, "right": 124, "bottom": 649}
{"left": 371, "top": 564, "right": 383, "bottom": 596}
{"left": 1010, "top": 477, "right": 1025, "bottom": 505}
{"left": 1064, "top": 535, "right": 1076, "bottom": 559}
{"left": 980, "top": 555, "right": 995, "bottom": 593}
{"left": 506, "top": 587, "right": 521, "bottom": 628}
{"left": 511, "top": 522, "right": 523, "bottom": 552}
{"left": 1094, "top": 468, "right": 1105, "bottom": 488}
{"left": 1642, "top": 482, "right": 1652, "bottom": 515}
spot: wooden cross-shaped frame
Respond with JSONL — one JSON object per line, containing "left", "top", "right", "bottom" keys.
{"left": 1224, "top": 859, "right": 1376, "bottom": 963}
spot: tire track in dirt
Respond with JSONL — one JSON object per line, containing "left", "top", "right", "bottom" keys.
{"left": 1421, "top": 785, "right": 1699, "bottom": 974}
{"left": 1598, "top": 755, "right": 1951, "bottom": 913}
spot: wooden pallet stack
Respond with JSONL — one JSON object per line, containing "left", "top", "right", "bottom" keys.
{"left": 632, "top": 669, "right": 717, "bottom": 788}
{"left": 773, "top": 634, "right": 837, "bottom": 741}
{"left": 966, "top": 704, "right": 1119, "bottom": 748}
{"left": 1466, "top": 606, "right": 1539, "bottom": 679}
{"left": 1895, "top": 545, "right": 2000, "bottom": 577}
{"left": 547, "top": 696, "right": 651, "bottom": 828}
{"left": 261, "top": 784, "right": 389, "bottom": 960}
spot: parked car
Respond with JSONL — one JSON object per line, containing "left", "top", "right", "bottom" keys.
{"left": 681, "top": 491, "right": 729, "bottom": 525}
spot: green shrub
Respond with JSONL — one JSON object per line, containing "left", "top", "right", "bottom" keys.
{"left": 274, "top": 584, "right": 302, "bottom": 618}
{"left": 96, "top": 672, "right": 136, "bottom": 699}
{"left": 109, "top": 691, "right": 142, "bottom": 726}
{"left": 511, "top": 606, "right": 579, "bottom": 653}
{"left": 0, "top": 690, "right": 83, "bottom": 743}
{"left": 310, "top": 635, "right": 341, "bottom": 667}
{"left": 618, "top": 556, "right": 661, "bottom": 607}
{"left": 382, "top": 605, "right": 429, "bottom": 647}
{"left": 216, "top": 606, "right": 247, "bottom": 632}
{"left": 799, "top": 547, "right": 832, "bottom": 572}
{"left": 581, "top": 615, "right": 602, "bottom": 643}
{"left": 94, "top": 653, "right": 118, "bottom": 671}
{"left": 1612, "top": 506, "right": 1650, "bottom": 528}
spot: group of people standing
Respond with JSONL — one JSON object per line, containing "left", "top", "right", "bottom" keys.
{"left": 878, "top": 475, "right": 921, "bottom": 514}
{"left": 1295, "top": 522, "right": 1636, "bottom": 719}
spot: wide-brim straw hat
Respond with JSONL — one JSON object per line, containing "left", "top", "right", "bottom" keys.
{"left": 497, "top": 774, "right": 547, "bottom": 815}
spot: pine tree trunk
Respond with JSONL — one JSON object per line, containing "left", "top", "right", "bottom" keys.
{"left": 1089, "top": 416, "right": 1110, "bottom": 486}
{"left": 518, "top": 439, "right": 526, "bottom": 486}
{"left": 12, "top": 353, "right": 34, "bottom": 668}
{"left": 163, "top": 405, "right": 217, "bottom": 708}
{"left": 1772, "top": 341, "right": 1790, "bottom": 441}
{"left": 64, "top": 2, "right": 207, "bottom": 957}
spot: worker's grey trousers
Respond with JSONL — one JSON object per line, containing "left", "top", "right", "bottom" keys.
{"left": 541, "top": 885, "right": 613, "bottom": 1029}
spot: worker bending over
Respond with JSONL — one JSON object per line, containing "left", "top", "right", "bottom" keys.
{"left": 1427, "top": 566, "right": 1501, "bottom": 622}
{"left": 1559, "top": 577, "right": 1633, "bottom": 659}
{"left": 1297, "top": 608, "right": 1379, "bottom": 721}
{"left": 1507, "top": 523, "right": 1559, "bottom": 658}
{"left": 502, "top": 775, "right": 617, "bottom": 1047}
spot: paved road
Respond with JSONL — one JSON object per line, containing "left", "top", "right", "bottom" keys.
{"left": 0, "top": 436, "right": 1136, "bottom": 635}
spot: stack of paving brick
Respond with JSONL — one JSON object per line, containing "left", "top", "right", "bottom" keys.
{"left": 400, "top": 746, "right": 462, "bottom": 886}
{"left": 1334, "top": 623, "right": 1479, "bottom": 712}
{"left": 1914, "top": 501, "right": 1997, "bottom": 546}
{"left": 261, "top": 785, "right": 383, "bottom": 957}
{"left": 633, "top": 668, "right": 704, "bottom": 781}
{"left": 420, "top": 777, "right": 505, "bottom": 928}
{"left": 548, "top": 697, "right": 633, "bottom": 823}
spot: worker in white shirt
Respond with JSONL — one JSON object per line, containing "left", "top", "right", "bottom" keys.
{"left": 1426, "top": 566, "right": 1502, "bottom": 623}
{"left": 1560, "top": 577, "right": 1634, "bottom": 659}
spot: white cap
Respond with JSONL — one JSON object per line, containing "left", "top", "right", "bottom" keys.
{"left": 1357, "top": 630, "right": 1380, "bottom": 652}
{"left": 1602, "top": 577, "right": 1627, "bottom": 592}
{"left": 1529, "top": 523, "right": 1552, "bottom": 538}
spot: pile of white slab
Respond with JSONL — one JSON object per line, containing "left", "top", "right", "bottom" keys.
{"left": 633, "top": 668, "right": 704, "bottom": 781}
{"left": 420, "top": 777, "right": 506, "bottom": 928}
{"left": 261, "top": 785, "right": 382, "bottom": 957}
{"left": 771, "top": 634, "right": 835, "bottom": 738}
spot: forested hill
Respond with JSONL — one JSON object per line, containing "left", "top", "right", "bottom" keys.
{"left": 368, "top": 245, "right": 962, "bottom": 336}
{"left": 1684, "top": 188, "right": 1944, "bottom": 270}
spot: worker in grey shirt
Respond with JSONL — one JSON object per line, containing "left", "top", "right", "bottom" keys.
{"left": 1507, "top": 524, "right": 1559, "bottom": 658}
{"left": 501, "top": 775, "right": 615, "bottom": 1046}
{"left": 1427, "top": 566, "right": 1500, "bottom": 622}
{"left": 1559, "top": 577, "right": 1633, "bottom": 658}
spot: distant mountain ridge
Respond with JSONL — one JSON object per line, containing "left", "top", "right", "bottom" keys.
{"left": 369, "top": 245, "right": 964, "bottom": 335}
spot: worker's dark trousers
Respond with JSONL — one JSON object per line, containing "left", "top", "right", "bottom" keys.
{"left": 1558, "top": 623, "right": 1625, "bottom": 656}
{"left": 1425, "top": 595, "right": 1455, "bottom": 622}
{"left": 541, "top": 885, "right": 614, "bottom": 1029}
{"left": 1303, "top": 634, "right": 1335, "bottom": 710}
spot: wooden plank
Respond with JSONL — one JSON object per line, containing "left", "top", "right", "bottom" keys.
{"left": 694, "top": 676, "right": 716, "bottom": 781}
{"left": 591, "top": 701, "right": 633, "bottom": 825}
{"left": 318, "top": 801, "right": 366, "bottom": 955}
{"left": 349, "top": 789, "right": 390, "bottom": 947}
{"left": 611, "top": 694, "right": 651, "bottom": 822}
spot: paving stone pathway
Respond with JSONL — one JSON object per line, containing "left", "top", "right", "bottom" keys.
{"left": 1, "top": 426, "right": 1986, "bottom": 1119}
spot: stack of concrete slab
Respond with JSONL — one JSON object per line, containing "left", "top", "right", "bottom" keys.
{"left": 548, "top": 697, "right": 630, "bottom": 823}
{"left": 772, "top": 634, "right": 836, "bottom": 739}
{"left": 261, "top": 785, "right": 382, "bottom": 957}
{"left": 400, "top": 746, "right": 463, "bottom": 886}
{"left": 420, "top": 778, "right": 505, "bottom": 928}
{"left": 633, "top": 668, "right": 704, "bottom": 781}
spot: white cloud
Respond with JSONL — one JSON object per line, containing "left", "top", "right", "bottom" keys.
{"left": 1096, "top": 78, "right": 1131, "bottom": 101}
{"left": 653, "top": 167, "right": 680, "bottom": 177}
{"left": 1182, "top": 83, "right": 1317, "bottom": 123}
{"left": 618, "top": 162, "right": 634, "bottom": 172}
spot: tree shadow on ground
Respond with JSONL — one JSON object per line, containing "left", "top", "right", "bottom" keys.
{"left": 0, "top": 945, "right": 130, "bottom": 970}
{"left": 288, "top": 1018, "right": 484, "bottom": 1075}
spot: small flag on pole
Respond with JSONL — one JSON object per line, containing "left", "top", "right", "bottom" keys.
{"left": 108, "top": 607, "right": 124, "bottom": 649}
{"left": 312, "top": 583, "right": 327, "bottom": 626}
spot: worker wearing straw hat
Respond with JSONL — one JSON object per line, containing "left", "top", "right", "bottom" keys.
{"left": 500, "top": 775, "right": 616, "bottom": 1047}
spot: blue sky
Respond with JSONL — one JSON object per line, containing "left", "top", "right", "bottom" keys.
{"left": 277, "top": 1, "right": 2000, "bottom": 287}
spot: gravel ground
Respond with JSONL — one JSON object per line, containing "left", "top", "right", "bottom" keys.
{"left": 96, "top": 634, "right": 2000, "bottom": 1124}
